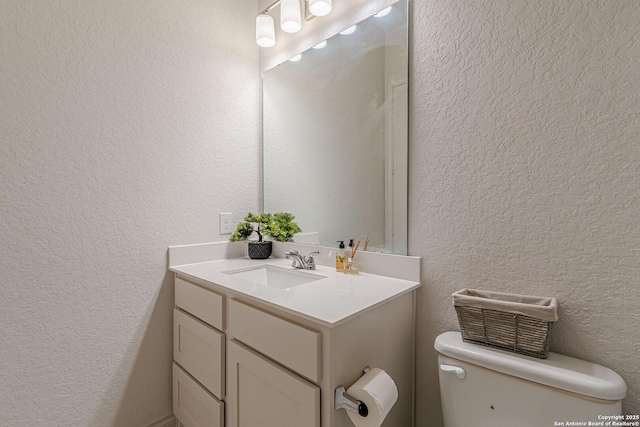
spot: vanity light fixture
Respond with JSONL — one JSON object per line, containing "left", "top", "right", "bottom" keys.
{"left": 255, "top": 0, "right": 334, "bottom": 47}
{"left": 308, "top": 0, "right": 332, "bottom": 17}
{"left": 340, "top": 25, "right": 357, "bottom": 35}
{"left": 312, "top": 40, "right": 327, "bottom": 49}
{"left": 256, "top": 14, "right": 276, "bottom": 47}
{"left": 374, "top": 6, "right": 392, "bottom": 17}
{"left": 289, "top": 53, "right": 303, "bottom": 62}
{"left": 281, "top": 0, "right": 302, "bottom": 33}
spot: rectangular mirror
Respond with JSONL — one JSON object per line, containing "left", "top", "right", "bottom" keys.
{"left": 263, "top": 0, "right": 408, "bottom": 254}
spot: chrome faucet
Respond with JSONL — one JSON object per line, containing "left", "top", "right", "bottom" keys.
{"left": 284, "top": 248, "right": 319, "bottom": 270}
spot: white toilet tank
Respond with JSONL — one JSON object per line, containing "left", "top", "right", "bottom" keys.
{"left": 435, "top": 332, "right": 627, "bottom": 427}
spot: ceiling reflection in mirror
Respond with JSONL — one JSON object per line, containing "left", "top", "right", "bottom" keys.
{"left": 263, "top": 0, "right": 408, "bottom": 254}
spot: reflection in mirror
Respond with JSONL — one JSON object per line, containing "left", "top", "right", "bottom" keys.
{"left": 263, "top": 0, "right": 408, "bottom": 254}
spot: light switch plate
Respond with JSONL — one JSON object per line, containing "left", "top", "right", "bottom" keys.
{"left": 219, "top": 212, "right": 233, "bottom": 235}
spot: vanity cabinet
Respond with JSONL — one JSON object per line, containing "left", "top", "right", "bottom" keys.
{"left": 172, "top": 272, "right": 416, "bottom": 427}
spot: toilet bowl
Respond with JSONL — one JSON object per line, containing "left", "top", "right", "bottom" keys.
{"left": 434, "top": 332, "right": 627, "bottom": 427}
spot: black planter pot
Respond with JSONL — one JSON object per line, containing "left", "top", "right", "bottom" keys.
{"left": 248, "top": 241, "right": 272, "bottom": 259}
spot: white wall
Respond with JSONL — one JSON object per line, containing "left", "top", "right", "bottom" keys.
{"left": 411, "top": 0, "right": 640, "bottom": 424}
{"left": 0, "top": 1, "right": 259, "bottom": 425}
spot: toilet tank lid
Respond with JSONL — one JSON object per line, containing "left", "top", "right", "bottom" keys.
{"left": 434, "top": 332, "right": 627, "bottom": 401}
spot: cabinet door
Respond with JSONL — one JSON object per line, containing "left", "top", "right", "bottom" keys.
{"left": 226, "top": 339, "right": 320, "bottom": 427}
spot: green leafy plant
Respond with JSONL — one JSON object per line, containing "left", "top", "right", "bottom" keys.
{"left": 268, "top": 212, "right": 302, "bottom": 242}
{"left": 229, "top": 211, "right": 301, "bottom": 243}
{"left": 229, "top": 212, "right": 272, "bottom": 242}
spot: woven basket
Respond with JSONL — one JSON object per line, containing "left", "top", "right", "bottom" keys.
{"left": 453, "top": 289, "right": 558, "bottom": 359}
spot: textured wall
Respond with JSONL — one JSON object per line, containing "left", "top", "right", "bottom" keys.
{"left": 0, "top": 1, "right": 258, "bottom": 425}
{"left": 410, "top": 0, "right": 640, "bottom": 425}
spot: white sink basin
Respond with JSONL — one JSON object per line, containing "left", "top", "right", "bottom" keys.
{"left": 223, "top": 265, "right": 325, "bottom": 290}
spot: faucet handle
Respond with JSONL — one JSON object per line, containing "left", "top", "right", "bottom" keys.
{"left": 284, "top": 248, "right": 298, "bottom": 259}
{"left": 307, "top": 251, "right": 320, "bottom": 269}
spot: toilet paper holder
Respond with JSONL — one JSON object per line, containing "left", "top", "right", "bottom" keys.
{"left": 334, "top": 366, "right": 371, "bottom": 417}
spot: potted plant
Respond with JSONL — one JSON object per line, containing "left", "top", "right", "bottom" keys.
{"left": 229, "top": 212, "right": 302, "bottom": 259}
{"left": 268, "top": 212, "right": 302, "bottom": 243}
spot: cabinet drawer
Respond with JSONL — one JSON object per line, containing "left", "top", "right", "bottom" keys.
{"left": 174, "top": 309, "right": 225, "bottom": 399}
{"left": 228, "top": 299, "right": 321, "bottom": 383}
{"left": 175, "top": 276, "right": 224, "bottom": 330}
{"left": 173, "top": 363, "right": 224, "bottom": 427}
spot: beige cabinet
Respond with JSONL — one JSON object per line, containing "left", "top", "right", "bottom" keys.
{"left": 228, "top": 299, "right": 321, "bottom": 383}
{"left": 173, "top": 273, "right": 415, "bottom": 427}
{"left": 174, "top": 279, "right": 226, "bottom": 427}
{"left": 226, "top": 339, "right": 320, "bottom": 427}
{"left": 174, "top": 309, "right": 225, "bottom": 399}
{"left": 173, "top": 363, "right": 224, "bottom": 427}
{"left": 175, "top": 276, "right": 224, "bottom": 330}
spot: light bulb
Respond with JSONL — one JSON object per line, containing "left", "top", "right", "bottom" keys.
{"left": 281, "top": 0, "right": 302, "bottom": 33}
{"left": 374, "top": 6, "right": 392, "bottom": 18}
{"left": 312, "top": 40, "right": 327, "bottom": 49}
{"left": 309, "top": 0, "right": 332, "bottom": 17}
{"left": 289, "top": 54, "right": 302, "bottom": 62}
{"left": 255, "top": 14, "right": 276, "bottom": 47}
{"left": 340, "top": 25, "right": 357, "bottom": 35}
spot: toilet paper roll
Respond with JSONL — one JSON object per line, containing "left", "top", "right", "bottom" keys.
{"left": 346, "top": 368, "right": 398, "bottom": 427}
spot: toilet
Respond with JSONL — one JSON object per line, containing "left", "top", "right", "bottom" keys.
{"left": 435, "top": 332, "right": 627, "bottom": 427}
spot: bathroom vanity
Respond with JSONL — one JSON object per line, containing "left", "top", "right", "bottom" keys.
{"left": 169, "top": 243, "right": 420, "bottom": 427}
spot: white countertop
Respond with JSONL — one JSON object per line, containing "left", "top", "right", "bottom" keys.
{"left": 170, "top": 257, "right": 420, "bottom": 328}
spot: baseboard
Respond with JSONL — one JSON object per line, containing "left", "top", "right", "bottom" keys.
{"left": 146, "top": 414, "right": 176, "bottom": 427}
